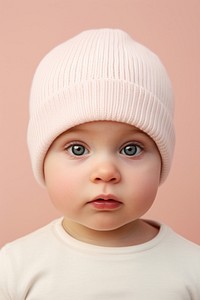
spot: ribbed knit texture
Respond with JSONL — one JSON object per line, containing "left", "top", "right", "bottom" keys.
{"left": 27, "top": 28, "right": 175, "bottom": 185}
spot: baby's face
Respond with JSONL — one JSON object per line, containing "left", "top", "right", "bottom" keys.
{"left": 44, "top": 121, "right": 161, "bottom": 241}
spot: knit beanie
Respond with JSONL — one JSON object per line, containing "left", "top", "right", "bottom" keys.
{"left": 27, "top": 28, "right": 175, "bottom": 185}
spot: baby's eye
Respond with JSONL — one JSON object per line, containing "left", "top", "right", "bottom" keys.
{"left": 120, "top": 144, "right": 142, "bottom": 157}
{"left": 66, "top": 144, "right": 89, "bottom": 156}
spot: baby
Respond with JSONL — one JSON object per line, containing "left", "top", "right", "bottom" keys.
{"left": 0, "top": 28, "right": 200, "bottom": 299}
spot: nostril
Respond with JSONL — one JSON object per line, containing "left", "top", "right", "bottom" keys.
{"left": 111, "top": 177, "right": 117, "bottom": 181}
{"left": 93, "top": 176, "right": 119, "bottom": 183}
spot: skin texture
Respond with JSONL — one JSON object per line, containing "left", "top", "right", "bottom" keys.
{"left": 44, "top": 121, "right": 161, "bottom": 247}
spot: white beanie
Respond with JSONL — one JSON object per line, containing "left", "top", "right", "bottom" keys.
{"left": 27, "top": 28, "right": 175, "bottom": 185}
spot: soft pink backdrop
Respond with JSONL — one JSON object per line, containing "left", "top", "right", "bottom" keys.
{"left": 0, "top": 0, "right": 200, "bottom": 247}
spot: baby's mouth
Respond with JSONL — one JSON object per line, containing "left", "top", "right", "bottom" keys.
{"left": 88, "top": 195, "right": 122, "bottom": 210}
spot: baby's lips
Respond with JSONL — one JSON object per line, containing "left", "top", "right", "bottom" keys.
{"left": 88, "top": 194, "right": 122, "bottom": 210}
{"left": 91, "top": 194, "right": 121, "bottom": 203}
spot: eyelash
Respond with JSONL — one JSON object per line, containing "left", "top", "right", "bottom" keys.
{"left": 64, "top": 142, "right": 144, "bottom": 157}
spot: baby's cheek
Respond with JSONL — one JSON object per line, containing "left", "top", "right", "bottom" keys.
{"left": 142, "top": 176, "right": 160, "bottom": 203}
{"left": 51, "top": 172, "right": 80, "bottom": 200}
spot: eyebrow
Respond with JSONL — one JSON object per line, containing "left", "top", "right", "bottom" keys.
{"left": 66, "top": 127, "right": 87, "bottom": 133}
{"left": 124, "top": 127, "right": 149, "bottom": 136}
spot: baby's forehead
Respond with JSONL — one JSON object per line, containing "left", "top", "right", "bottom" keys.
{"left": 62, "top": 121, "right": 143, "bottom": 135}
{"left": 54, "top": 121, "right": 151, "bottom": 144}
{"left": 68, "top": 120, "right": 141, "bottom": 131}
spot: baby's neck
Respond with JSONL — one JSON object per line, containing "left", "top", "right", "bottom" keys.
{"left": 62, "top": 219, "right": 159, "bottom": 247}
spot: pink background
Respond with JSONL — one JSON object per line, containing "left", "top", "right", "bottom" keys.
{"left": 0, "top": 0, "right": 200, "bottom": 247}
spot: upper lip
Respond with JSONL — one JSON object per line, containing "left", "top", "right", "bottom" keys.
{"left": 89, "top": 194, "right": 121, "bottom": 202}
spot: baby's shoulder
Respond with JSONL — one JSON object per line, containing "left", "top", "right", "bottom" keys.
{"left": 163, "top": 224, "right": 200, "bottom": 261}
{"left": 0, "top": 218, "right": 60, "bottom": 257}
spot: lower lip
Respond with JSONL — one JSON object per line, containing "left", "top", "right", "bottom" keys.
{"left": 89, "top": 200, "right": 122, "bottom": 210}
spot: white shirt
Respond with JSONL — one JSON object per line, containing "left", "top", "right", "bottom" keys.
{"left": 0, "top": 218, "right": 200, "bottom": 299}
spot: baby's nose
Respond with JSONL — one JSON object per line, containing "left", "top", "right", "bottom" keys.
{"left": 90, "top": 161, "right": 121, "bottom": 184}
